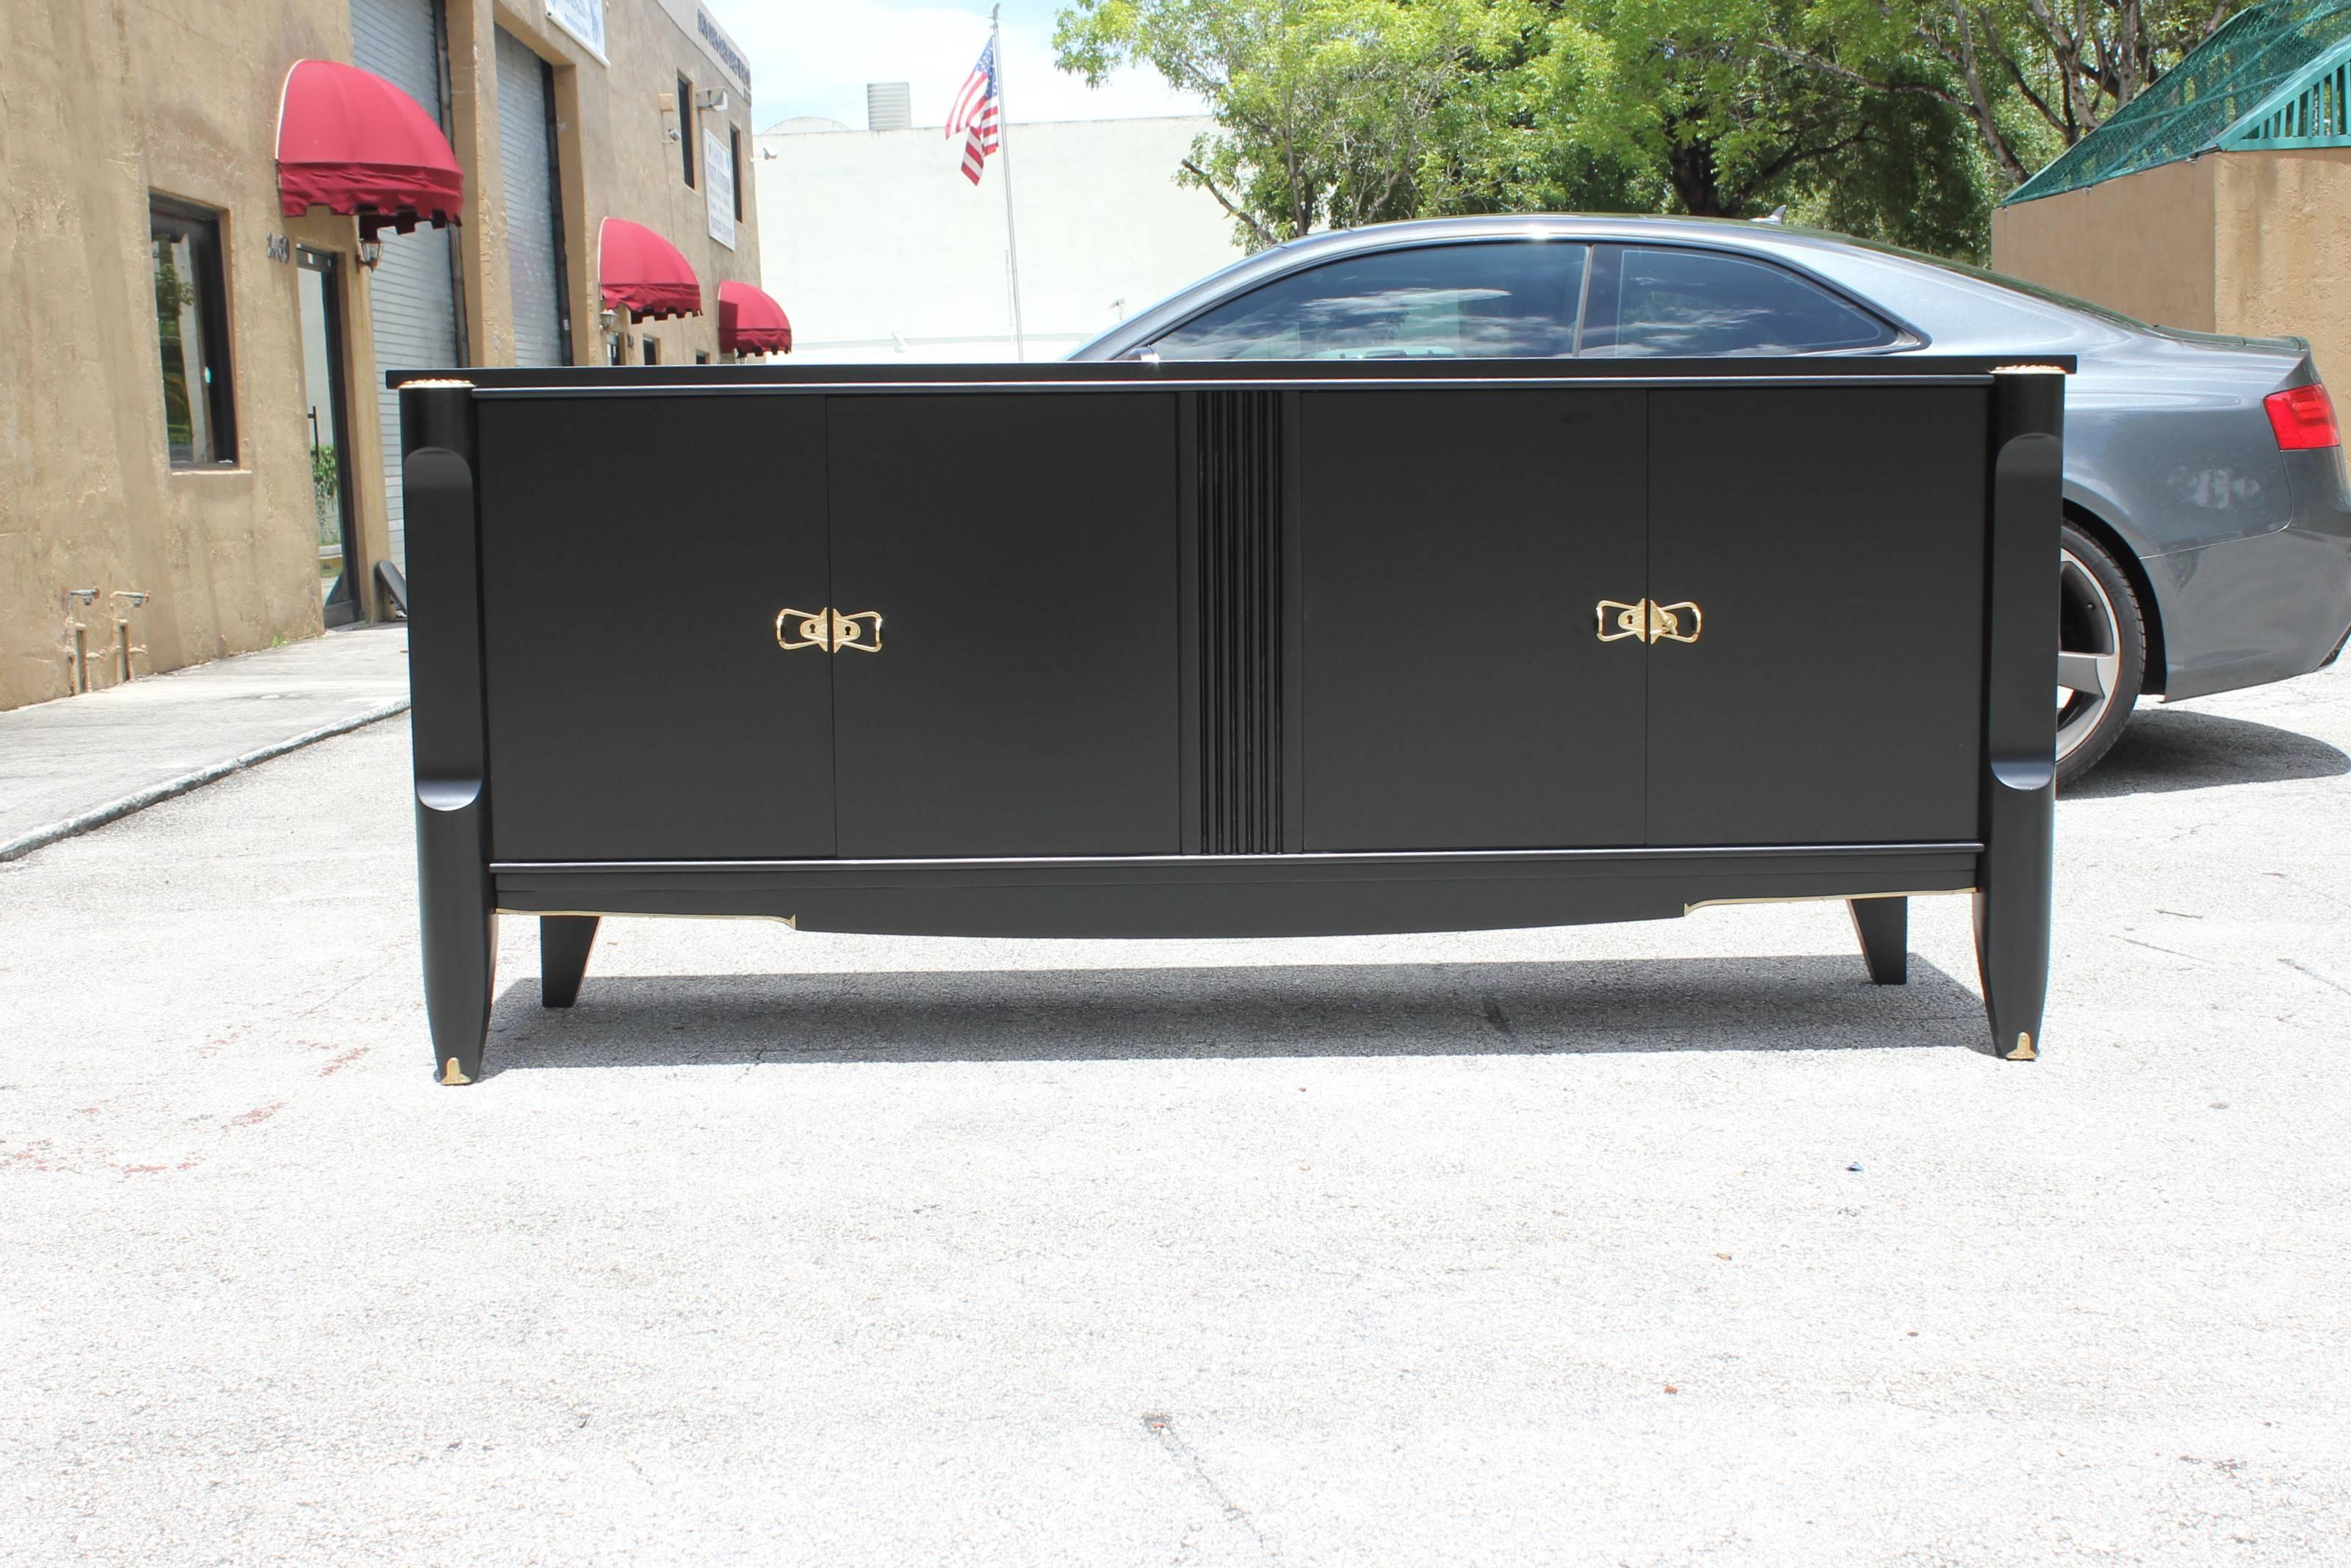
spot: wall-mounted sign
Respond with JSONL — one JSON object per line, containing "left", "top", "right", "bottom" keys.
{"left": 651, "top": 0, "right": 751, "bottom": 97}
{"left": 696, "top": 7, "right": 752, "bottom": 93}
{"left": 546, "top": 0, "right": 607, "bottom": 63}
{"left": 704, "top": 128, "right": 736, "bottom": 250}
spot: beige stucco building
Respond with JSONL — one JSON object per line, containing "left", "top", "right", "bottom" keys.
{"left": 0, "top": 0, "right": 762, "bottom": 712}
{"left": 1991, "top": 0, "right": 2351, "bottom": 383}
{"left": 1993, "top": 149, "right": 2351, "bottom": 382}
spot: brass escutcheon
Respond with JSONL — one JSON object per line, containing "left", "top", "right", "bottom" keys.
{"left": 776, "top": 607, "right": 886, "bottom": 654}
{"left": 1595, "top": 598, "right": 1703, "bottom": 646}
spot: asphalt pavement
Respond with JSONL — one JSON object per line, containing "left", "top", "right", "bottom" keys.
{"left": 2, "top": 665, "right": 2348, "bottom": 1565}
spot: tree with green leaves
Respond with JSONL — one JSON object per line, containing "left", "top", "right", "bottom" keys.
{"left": 1057, "top": 0, "right": 2237, "bottom": 261}
{"left": 1774, "top": 0, "right": 2245, "bottom": 184}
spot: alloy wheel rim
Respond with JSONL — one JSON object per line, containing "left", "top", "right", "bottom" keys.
{"left": 2056, "top": 546, "right": 2124, "bottom": 765}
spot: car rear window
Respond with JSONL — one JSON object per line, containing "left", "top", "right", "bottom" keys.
{"left": 1587, "top": 248, "right": 1900, "bottom": 356}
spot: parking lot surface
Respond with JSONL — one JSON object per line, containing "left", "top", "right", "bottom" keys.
{"left": 4, "top": 667, "right": 2349, "bottom": 1565}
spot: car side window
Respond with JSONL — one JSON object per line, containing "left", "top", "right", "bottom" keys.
{"left": 1584, "top": 246, "right": 1898, "bottom": 356}
{"left": 1151, "top": 242, "right": 1585, "bottom": 361}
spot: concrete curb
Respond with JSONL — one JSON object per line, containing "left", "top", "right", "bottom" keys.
{"left": 0, "top": 699, "right": 411, "bottom": 865}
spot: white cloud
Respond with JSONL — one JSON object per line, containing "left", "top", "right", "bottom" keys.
{"left": 707, "top": 0, "right": 1207, "bottom": 131}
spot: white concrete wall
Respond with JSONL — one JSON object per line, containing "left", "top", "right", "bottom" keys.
{"left": 753, "top": 115, "right": 1243, "bottom": 361}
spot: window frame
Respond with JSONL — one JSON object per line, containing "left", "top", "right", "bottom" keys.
{"left": 148, "top": 194, "right": 239, "bottom": 468}
{"left": 729, "top": 123, "right": 744, "bottom": 221}
{"left": 676, "top": 76, "right": 696, "bottom": 187}
{"left": 1581, "top": 242, "right": 1917, "bottom": 358}
{"left": 1138, "top": 233, "right": 1928, "bottom": 364}
{"left": 1143, "top": 237, "right": 1593, "bottom": 363}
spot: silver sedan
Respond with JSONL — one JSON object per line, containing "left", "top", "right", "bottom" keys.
{"left": 1072, "top": 215, "right": 2351, "bottom": 783}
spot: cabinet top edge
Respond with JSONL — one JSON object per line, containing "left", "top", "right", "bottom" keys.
{"left": 393, "top": 355, "right": 2071, "bottom": 394}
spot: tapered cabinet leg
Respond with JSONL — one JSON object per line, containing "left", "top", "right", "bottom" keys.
{"left": 1975, "top": 369, "right": 2062, "bottom": 1061}
{"left": 540, "top": 915, "right": 600, "bottom": 1009}
{"left": 1974, "top": 773, "right": 2054, "bottom": 1061}
{"left": 1848, "top": 897, "right": 1907, "bottom": 985}
{"left": 417, "top": 795, "right": 496, "bottom": 1085}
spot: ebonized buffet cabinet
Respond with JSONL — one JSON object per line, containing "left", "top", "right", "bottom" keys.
{"left": 397, "top": 358, "right": 2065, "bottom": 1084}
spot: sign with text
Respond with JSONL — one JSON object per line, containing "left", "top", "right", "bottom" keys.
{"left": 546, "top": 0, "right": 606, "bottom": 62}
{"left": 704, "top": 129, "right": 737, "bottom": 250}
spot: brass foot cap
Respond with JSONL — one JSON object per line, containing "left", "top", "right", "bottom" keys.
{"left": 440, "top": 1057, "right": 474, "bottom": 1085}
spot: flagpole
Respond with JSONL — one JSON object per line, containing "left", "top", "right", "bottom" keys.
{"left": 991, "top": 4, "right": 1027, "bottom": 361}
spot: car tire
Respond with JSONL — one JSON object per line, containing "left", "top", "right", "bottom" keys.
{"left": 2056, "top": 521, "right": 2146, "bottom": 788}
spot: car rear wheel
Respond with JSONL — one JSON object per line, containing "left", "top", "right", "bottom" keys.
{"left": 2056, "top": 522, "right": 2146, "bottom": 787}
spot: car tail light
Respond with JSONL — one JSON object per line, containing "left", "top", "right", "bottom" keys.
{"left": 2264, "top": 383, "right": 2341, "bottom": 449}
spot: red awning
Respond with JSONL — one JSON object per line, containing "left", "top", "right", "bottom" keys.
{"left": 276, "top": 59, "right": 463, "bottom": 239}
{"left": 718, "top": 281, "right": 793, "bottom": 355}
{"left": 599, "top": 218, "right": 702, "bottom": 322}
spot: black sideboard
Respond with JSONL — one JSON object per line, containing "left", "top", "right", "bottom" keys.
{"left": 397, "top": 357, "right": 2065, "bottom": 1083}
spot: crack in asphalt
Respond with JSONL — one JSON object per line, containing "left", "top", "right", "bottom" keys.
{"left": 1143, "top": 1412, "right": 1277, "bottom": 1561}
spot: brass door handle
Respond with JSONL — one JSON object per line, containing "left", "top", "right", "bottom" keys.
{"left": 831, "top": 610, "right": 884, "bottom": 652}
{"left": 1594, "top": 598, "right": 1703, "bottom": 645}
{"left": 775, "top": 607, "right": 886, "bottom": 653}
{"left": 1595, "top": 599, "right": 1648, "bottom": 642}
{"left": 776, "top": 607, "right": 831, "bottom": 650}
{"left": 1650, "top": 600, "right": 1701, "bottom": 643}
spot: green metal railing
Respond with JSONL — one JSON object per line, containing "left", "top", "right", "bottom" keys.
{"left": 2006, "top": 0, "right": 2351, "bottom": 203}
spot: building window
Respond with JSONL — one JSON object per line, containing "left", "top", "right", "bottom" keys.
{"left": 676, "top": 76, "right": 696, "bottom": 187}
{"left": 149, "top": 196, "right": 236, "bottom": 466}
{"left": 641, "top": 336, "right": 660, "bottom": 365}
{"left": 608, "top": 333, "right": 626, "bottom": 366}
{"left": 730, "top": 124, "right": 744, "bottom": 220}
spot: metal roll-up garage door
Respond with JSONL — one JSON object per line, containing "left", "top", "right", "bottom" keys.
{"left": 494, "top": 28, "right": 568, "bottom": 367}
{"left": 353, "top": 0, "right": 461, "bottom": 571}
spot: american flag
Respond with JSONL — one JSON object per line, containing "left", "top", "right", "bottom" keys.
{"left": 945, "top": 36, "right": 1002, "bottom": 185}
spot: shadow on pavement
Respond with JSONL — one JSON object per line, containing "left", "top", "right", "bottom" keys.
{"left": 2068, "top": 706, "right": 2350, "bottom": 799}
{"left": 481, "top": 953, "right": 1984, "bottom": 1075}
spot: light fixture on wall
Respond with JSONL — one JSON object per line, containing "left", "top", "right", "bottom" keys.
{"left": 694, "top": 88, "right": 729, "bottom": 112}
{"left": 598, "top": 308, "right": 620, "bottom": 334}
{"left": 358, "top": 239, "right": 383, "bottom": 269}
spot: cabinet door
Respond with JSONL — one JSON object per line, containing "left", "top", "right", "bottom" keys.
{"left": 1644, "top": 386, "right": 1986, "bottom": 846}
{"left": 1299, "top": 389, "right": 1648, "bottom": 850}
{"left": 477, "top": 394, "right": 835, "bottom": 861}
{"left": 826, "top": 394, "right": 1182, "bottom": 859}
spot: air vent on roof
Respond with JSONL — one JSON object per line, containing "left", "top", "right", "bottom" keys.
{"left": 867, "top": 82, "right": 911, "bottom": 132}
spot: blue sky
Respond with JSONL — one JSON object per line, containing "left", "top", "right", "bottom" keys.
{"left": 705, "top": 0, "right": 1208, "bottom": 131}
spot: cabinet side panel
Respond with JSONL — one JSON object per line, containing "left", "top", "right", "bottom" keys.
{"left": 1644, "top": 386, "right": 1987, "bottom": 845}
{"left": 477, "top": 394, "right": 836, "bottom": 861}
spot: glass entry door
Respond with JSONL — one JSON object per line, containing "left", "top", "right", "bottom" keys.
{"left": 295, "top": 248, "right": 360, "bottom": 627}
